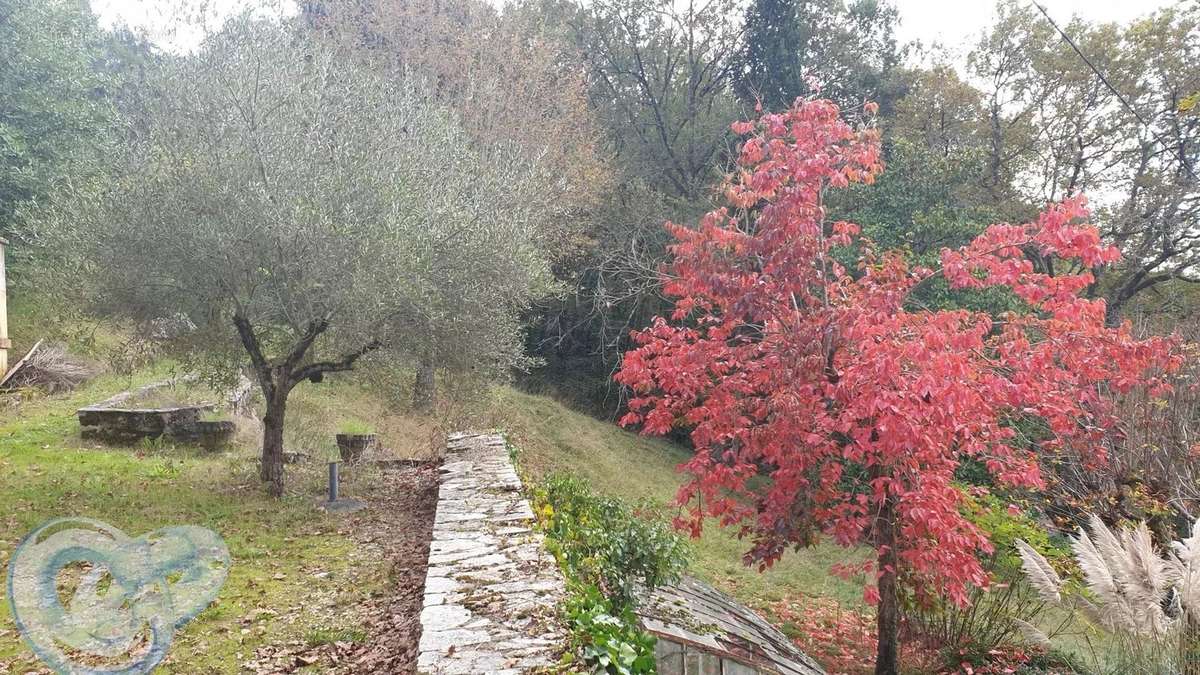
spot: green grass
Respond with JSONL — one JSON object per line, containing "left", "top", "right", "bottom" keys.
{"left": 304, "top": 626, "right": 367, "bottom": 647}
{"left": 0, "top": 370, "right": 390, "bottom": 674}
{"left": 490, "top": 387, "right": 870, "bottom": 612}
{"left": 5, "top": 295, "right": 126, "bottom": 362}
{"left": 128, "top": 380, "right": 221, "bottom": 409}
{"left": 281, "top": 376, "right": 442, "bottom": 461}
{"left": 336, "top": 419, "right": 375, "bottom": 435}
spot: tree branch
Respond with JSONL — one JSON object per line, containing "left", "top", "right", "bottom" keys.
{"left": 283, "top": 317, "right": 330, "bottom": 372}
{"left": 289, "top": 339, "right": 384, "bottom": 389}
{"left": 233, "top": 312, "right": 274, "bottom": 399}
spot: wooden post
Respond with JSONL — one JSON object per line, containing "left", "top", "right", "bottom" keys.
{"left": 0, "top": 237, "right": 8, "bottom": 377}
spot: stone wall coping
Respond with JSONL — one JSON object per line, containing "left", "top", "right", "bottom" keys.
{"left": 416, "top": 431, "right": 567, "bottom": 674}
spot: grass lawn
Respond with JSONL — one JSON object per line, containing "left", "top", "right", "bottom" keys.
{"left": 0, "top": 368, "right": 429, "bottom": 674}
{"left": 490, "top": 386, "right": 870, "bottom": 611}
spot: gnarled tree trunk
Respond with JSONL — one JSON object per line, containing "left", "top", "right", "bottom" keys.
{"left": 234, "top": 313, "right": 382, "bottom": 497}
{"left": 260, "top": 367, "right": 290, "bottom": 496}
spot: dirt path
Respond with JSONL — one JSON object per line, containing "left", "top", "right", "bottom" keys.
{"left": 337, "top": 461, "right": 440, "bottom": 673}
{"left": 247, "top": 461, "right": 440, "bottom": 674}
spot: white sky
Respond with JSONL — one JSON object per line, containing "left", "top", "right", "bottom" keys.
{"left": 90, "top": 0, "right": 296, "bottom": 50}
{"left": 893, "top": 0, "right": 1184, "bottom": 66}
{"left": 91, "top": 0, "right": 1185, "bottom": 61}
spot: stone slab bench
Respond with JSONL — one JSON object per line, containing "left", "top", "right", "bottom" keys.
{"left": 77, "top": 379, "right": 235, "bottom": 447}
{"left": 416, "top": 432, "right": 566, "bottom": 674}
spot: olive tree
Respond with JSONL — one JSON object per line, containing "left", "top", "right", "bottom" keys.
{"left": 0, "top": 0, "right": 115, "bottom": 241}
{"left": 51, "top": 14, "right": 556, "bottom": 494}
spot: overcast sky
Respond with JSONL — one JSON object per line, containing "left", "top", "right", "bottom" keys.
{"left": 893, "top": 0, "right": 1183, "bottom": 64}
{"left": 91, "top": 0, "right": 1186, "bottom": 60}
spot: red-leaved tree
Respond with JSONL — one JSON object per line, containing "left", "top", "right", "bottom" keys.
{"left": 614, "top": 99, "right": 1181, "bottom": 674}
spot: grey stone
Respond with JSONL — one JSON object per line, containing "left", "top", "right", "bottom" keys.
{"left": 418, "top": 628, "right": 490, "bottom": 653}
{"left": 425, "top": 577, "right": 458, "bottom": 593}
{"left": 417, "top": 432, "right": 566, "bottom": 674}
{"left": 420, "top": 604, "right": 473, "bottom": 631}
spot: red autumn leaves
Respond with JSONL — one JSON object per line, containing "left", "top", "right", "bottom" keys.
{"left": 615, "top": 98, "right": 1180, "bottom": 608}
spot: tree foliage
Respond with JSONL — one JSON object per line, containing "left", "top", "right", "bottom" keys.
{"left": 0, "top": 0, "right": 115, "bottom": 242}
{"left": 615, "top": 99, "right": 1180, "bottom": 673}
{"left": 967, "top": 1, "right": 1200, "bottom": 322}
{"left": 570, "top": 0, "right": 744, "bottom": 202}
{"left": 736, "top": 0, "right": 903, "bottom": 114}
{"left": 311, "top": 0, "right": 608, "bottom": 259}
{"left": 47, "top": 14, "right": 556, "bottom": 494}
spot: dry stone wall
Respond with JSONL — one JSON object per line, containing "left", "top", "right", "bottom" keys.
{"left": 417, "top": 432, "right": 566, "bottom": 674}
{"left": 76, "top": 380, "right": 234, "bottom": 447}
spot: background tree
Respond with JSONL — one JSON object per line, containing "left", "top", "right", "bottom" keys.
{"left": 888, "top": 64, "right": 990, "bottom": 166}
{"left": 311, "top": 0, "right": 606, "bottom": 247}
{"left": 310, "top": 0, "right": 608, "bottom": 405}
{"left": 830, "top": 63, "right": 1008, "bottom": 312}
{"left": 735, "top": 0, "right": 806, "bottom": 112}
{"left": 44, "top": 14, "right": 556, "bottom": 494}
{"left": 968, "top": 1, "right": 1200, "bottom": 322}
{"left": 736, "top": 0, "right": 903, "bottom": 114}
{"left": 516, "top": 0, "right": 747, "bottom": 413}
{"left": 526, "top": 179, "right": 676, "bottom": 411}
{"left": 616, "top": 99, "right": 1179, "bottom": 674}
{"left": 569, "top": 0, "right": 744, "bottom": 203}
{"left": 0, "top": 0, "right": 115, "bottom": 244}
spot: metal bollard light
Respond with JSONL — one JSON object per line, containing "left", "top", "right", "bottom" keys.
{"left": 328, "top": 461, "right": 340, "bottom": 502}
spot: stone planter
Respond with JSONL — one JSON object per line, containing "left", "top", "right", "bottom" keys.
{"left": 336, "top": 433, "right": 376, "bottom": 463}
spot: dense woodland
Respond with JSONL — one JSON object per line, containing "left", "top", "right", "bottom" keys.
{"left": 2, "top": 0, "right": 1200, "bottom": 673}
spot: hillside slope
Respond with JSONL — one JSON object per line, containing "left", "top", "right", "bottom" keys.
{"left": 490, "top": 387, "right": 869, "bottom": 611}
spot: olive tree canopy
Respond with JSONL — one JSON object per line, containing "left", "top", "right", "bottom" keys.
{"left": 50, "top": 13, "right": 558, "bottom": 494}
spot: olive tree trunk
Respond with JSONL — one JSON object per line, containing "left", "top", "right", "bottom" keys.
{"left": 413, "top": 356, "right": 435, "bottom": 411}
{"left": 235, "top": 314, "right": 381, "bottom": 497}
{"left": 259, "top": 367, "right": 290, "bottom": 496}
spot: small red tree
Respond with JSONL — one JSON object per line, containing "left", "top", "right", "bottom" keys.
{"left": 615, "top": 99, "right": 1181, "bottom": 674}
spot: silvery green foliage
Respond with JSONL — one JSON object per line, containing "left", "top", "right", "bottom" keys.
{"left": 51, "top": 11, "right": 556, "bottom": 385}
{"left": 0, "top": 0, "right": 116, "bottom": 242}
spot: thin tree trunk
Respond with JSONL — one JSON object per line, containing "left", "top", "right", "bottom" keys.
{"left": 875, "top": 495, "right": 900, "bottom": 675}
{"left": 413, "top": 356, "right": 435, "bottom": 411}
{"left": 260, "top": 371, "right": 288, "bottom": 497}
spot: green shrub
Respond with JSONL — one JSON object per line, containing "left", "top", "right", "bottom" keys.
{"left": 565, "top": 583, "right": 658, "bottom": 675}
{"left": 533, "top": 474, "right": 689, "bottom": 609}
{"left": 532, "top": 474, "right": 689, "bottom": 674}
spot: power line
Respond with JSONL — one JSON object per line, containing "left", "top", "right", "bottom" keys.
{"left": 1030, "top": 0, "right": 1197, "bottom": 181}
